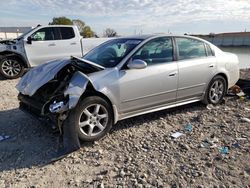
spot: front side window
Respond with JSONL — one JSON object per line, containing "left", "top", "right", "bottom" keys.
{"left": 132, "top": 37, "right": 173, "bottom": 65}
{"left": 83, "top": 38, "right": 143, "bottom": 68}
{"left": 176, "top": 37, "right": 207, "bottom": 60}
{"left": 31, "top": 28, "right": 55, "bottom": 41}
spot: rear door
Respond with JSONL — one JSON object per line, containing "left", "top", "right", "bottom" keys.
{"left": 175, "top": 37, "right": 217, "bottom": 101}
{"left": 53, "top": 27, "right": 82, "bottom": 58}
{"left": 118, "top": 37, "right": 178, "bottom": 113}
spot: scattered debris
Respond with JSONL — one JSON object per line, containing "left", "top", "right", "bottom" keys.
{"left": 200, "top": 138, "right": 218, "bottom": 148}
{"left": 236, "top": 91, "right": 245, "bottom": 97}
{"left": 236, "top": 79, "right": 250, "bottom": 96}
{"left": 1, "top": 76, "right": 250, "bottom": 187}
{"left": 241, "top": 117, "right": 250, "bottom": 123}
{"left": 232, "top": 142, "right": 240, "bottom": 148}
{"left": 184, "top": 123, "right": 193, "bottom": 132}
{"left": 0, "top": 135, "right": 10, "bottom": 142}
{"left": 219, "top": 147, "right": 229, "bottom": 155}
{"left": 229, "top": 85, "right": 241, "bottom": 94}
{"left": 171, "top": 132, "right": 184, "bottom": 139}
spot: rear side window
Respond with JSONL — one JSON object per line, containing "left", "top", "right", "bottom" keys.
{"left": 205, "top": 44, "right": 214, "bottom": 56}
{"left": 176, "top": 37, "right": 207, "bottom": 60}
{"left": 59, "top": 27, "right": 75, "bottom": 40}
{"left": 133, "top": 37, "right": 173, "bottom": 65}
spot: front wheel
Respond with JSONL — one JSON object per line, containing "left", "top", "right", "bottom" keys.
{"left": 203, "top": 75, "right": 227, "bottom": 105}
{"left": 0, "top": 57, "right": 24, "bottom": 79}
{"left": 66, "top": 96, "right": 114, "bottom": 142}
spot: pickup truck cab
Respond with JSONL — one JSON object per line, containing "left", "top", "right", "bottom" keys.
{"left": 0, "top": 25, "right": 109, "bottom": 79}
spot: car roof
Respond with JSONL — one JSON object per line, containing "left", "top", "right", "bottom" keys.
{"left": 119, "top": 34, "right": 204, "bottom": 41}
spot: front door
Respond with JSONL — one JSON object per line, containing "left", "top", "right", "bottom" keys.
{"left": 118, "top": 37, "right": 178, "bottom": 114}
{"left": 24, "top": 27, "right": 61, "bottom": 66}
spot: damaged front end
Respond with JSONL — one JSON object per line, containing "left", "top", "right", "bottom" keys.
{"left": 16, "top": 57, "right": 102, "bottom": 132}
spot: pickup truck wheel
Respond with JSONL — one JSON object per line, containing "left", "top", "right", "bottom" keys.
{"left": 66, "top": 96, "right": 114, "bottom": 142}
{"left": 0, "top": 57, "right": 24, "bottom": 79}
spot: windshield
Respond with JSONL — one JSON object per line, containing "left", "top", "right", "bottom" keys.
{"left": 16, "top": 27, "right": 37, "bottom": 40}
{"left": 83, "top": 38, "right": 143, "bottom": 68}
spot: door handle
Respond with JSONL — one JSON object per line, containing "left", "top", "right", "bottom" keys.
{"left": 209, "top": 64, "right": 214, "bottom": 68}
{"left": 48, "top": 43, "right": 56, "bottom": 46}
{"left": 169, "top": 72, "right": 177, "bottom": 77}
{"left": 70, "top": 42, "right": 77, "bottom": 45}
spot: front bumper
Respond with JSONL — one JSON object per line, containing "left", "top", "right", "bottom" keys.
{"left": 18, "top": 93, "right": 44, "bottom": 117}
{"left": 18, "top": 93, "right": 59, "bottom": 129}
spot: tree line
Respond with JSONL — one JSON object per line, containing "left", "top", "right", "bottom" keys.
{"left": 49, "top": 17, "right": 118, "bottom": 38}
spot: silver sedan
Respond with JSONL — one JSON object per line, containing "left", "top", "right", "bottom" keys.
{"left": 17, "top": 35, "right": 239, "bottom": 142}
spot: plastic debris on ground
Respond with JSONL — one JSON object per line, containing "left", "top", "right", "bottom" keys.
{"left": 241, "top": 117, "right": 250, "bottom": 123}
{"left": 219, "top": 147, "right": 229, "bottom": 155}
{"left": 200, "top": 138, "right": 218, "bottom": 148}
{"left": 184, "top": 123, "right": 193, "bottom": 132}
{"left": 171, "top": 132, "right": 184, "bottom": 139}
{"left": 232, "top": 142, "right": 240, "bottom": 148}
{"left": 236, "top": 91, "right": 246, "bottom": 97}
{"left": 0, "top": 135, "right": 10, "bottom": 142}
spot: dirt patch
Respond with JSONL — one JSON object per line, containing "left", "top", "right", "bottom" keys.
{"left": 0, "top": 75, "right": 250, "bottom": 187}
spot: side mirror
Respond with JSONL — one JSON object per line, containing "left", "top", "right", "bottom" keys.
{"left": 27, "top": 36, "right": 32, "bottom": 44}
{"left": 127, "top": 59, "right": 147, "bottom": 69}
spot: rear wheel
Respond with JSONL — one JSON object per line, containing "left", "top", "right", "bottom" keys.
{"left": 203, "top": 75, "right": 227, "bottom": 105}
{"left": 66, "top": 96, "right": 113, "bottom": 142}
{"left": 0, "top": 57, "right": 24, "bottom": 79}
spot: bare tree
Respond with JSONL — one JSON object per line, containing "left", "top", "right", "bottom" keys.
{"left": 103, "top": 28, "right": 118, "bottom": 37}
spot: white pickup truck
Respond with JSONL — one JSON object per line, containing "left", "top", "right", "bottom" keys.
{"left": 0, "top": 25, "right": 110, "bottom": 79}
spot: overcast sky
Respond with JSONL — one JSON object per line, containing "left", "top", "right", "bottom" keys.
{"left": 0, "top": 0, "right": 250, "bottom": 36}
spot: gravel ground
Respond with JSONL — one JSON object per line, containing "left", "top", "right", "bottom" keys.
{"left": 0, "top": 74, "right": 250, "bottom": 188}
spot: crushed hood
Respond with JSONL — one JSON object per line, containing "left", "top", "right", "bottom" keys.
{"left": 16, "top": 59, "right": 71, "bottom": 96}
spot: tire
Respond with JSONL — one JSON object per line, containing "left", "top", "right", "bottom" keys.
{"left": 203, "top": 75, "right": 227, "bottom": 105}
{"left": 0, "top": 56, "right": 25, "bottom": 79}
{"left": 66, "top": 96, "right": 114, "bottom": 142}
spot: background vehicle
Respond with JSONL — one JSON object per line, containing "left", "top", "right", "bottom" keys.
{"left": 16, "top": 35, "right": 239, "bottom": 142}
{"left": 0, "top": 25, "right": 110, "bottom": 79}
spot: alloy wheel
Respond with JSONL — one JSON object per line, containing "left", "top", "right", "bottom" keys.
{"left": 209, "top": 80, "right": 224, "bottom": 104}
{"left": 1, "top": 59, "right": 22, "bottom": 77}
{"left": 79, "top": 103, "right": 109, "bottom": 137}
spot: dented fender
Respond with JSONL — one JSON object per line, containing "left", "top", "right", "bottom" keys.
{"left": 64, "top": 71, "right": 90, "bottom": 109}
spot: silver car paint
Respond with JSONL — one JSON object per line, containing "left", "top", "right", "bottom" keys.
{"left": 16, "top": 59, "right": 71, "bottom": 96}
{"left": 16, "top": 35, "right": 239, "bottom": 124}
{"left": 64, "top": 71, "right": 90, "bottom": 109}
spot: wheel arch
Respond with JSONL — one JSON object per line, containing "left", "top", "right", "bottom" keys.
{"left": 81, "top": 83, "right": 119, "bottom": 124}
{"left": 0, "top": 51, "right": 30, "bottom": 68}
{"left": 214, "top": 73, "right": 228, "bottom": 90}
